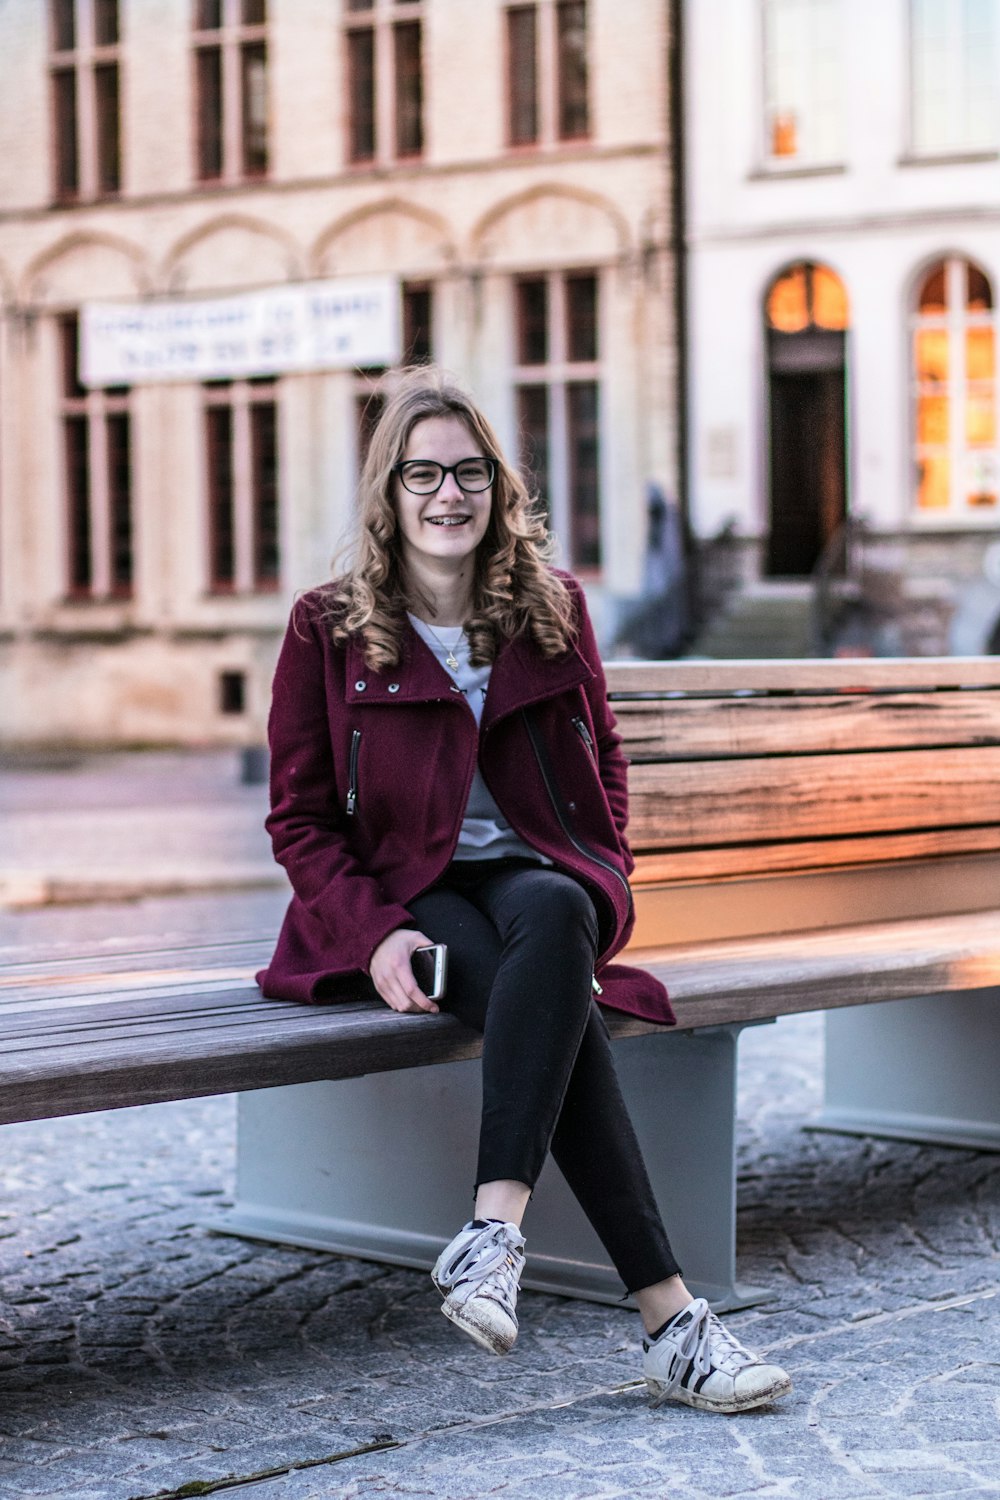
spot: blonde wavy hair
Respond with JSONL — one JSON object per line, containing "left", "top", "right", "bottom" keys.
{"left": 322, "top": 366, "right": 577, "bottom": 672}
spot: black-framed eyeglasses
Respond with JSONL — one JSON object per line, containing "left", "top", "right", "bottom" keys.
{"left": 393, "top": 457, "right": 497, "bottom": 495}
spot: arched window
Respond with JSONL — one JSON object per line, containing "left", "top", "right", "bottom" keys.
{"left": 766, "top": 261, "right": 849, "bottom": 332}
{"left": 913, "top": 257, "right": 997, "bottom": 516}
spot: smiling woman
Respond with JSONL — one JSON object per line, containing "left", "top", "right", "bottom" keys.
{"left": 257, "top": 366, "right": 792, "bottom": 1414}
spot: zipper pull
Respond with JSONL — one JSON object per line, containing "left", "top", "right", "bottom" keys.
{"left": 591, "top": 974, "right": 603, "bottom": 996}
{"left": 346, "top": 789, "right": 357, "bottom": 816}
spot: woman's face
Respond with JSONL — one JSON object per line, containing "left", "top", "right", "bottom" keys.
{"left": 393, "top": 415, "right": 493, "bottom": 577}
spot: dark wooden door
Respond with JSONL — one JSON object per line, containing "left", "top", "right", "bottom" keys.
{"left": 767, "top": 332, "right": 847, "bottom": 577}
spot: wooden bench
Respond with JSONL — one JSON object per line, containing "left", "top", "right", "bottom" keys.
{"left": 3, "top": 657, "right": 1000, "bottom": 1312}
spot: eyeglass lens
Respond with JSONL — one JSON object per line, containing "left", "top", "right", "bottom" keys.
{"left": 398, "top": 459, "right": 495, "bottom": 494}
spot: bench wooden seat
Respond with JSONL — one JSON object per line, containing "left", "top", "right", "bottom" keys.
{"left": 4, "top": 655, "right": 999, "bottom": 1311}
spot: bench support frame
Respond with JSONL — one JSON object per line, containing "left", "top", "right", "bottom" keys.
{"left": 218, "top": 1023, "right": 771, "bottom": 1313}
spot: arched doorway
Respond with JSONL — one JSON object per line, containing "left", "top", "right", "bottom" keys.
{"left": 765, "top": 262, "right": 850, "bottom": 576}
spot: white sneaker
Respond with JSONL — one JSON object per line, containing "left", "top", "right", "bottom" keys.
{"left": 432, "top": 1219, "right": 526, "bottom": 1355}
{"left": 643, "top": 1298, "right": 792, "bottom": 1414}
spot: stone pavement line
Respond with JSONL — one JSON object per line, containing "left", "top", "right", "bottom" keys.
{"left": 120, "top": 1378, "right": 653, "bottom": 1500}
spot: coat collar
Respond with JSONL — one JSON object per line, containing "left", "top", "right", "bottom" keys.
{"left": 343, "top": 620, "right": 592, "bottom": 717}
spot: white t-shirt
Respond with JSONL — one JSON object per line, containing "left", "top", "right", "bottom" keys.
{"left": 408, "top": 614, "right": 549, "bottom": 864}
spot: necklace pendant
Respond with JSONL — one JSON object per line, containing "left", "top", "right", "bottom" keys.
{"left": 445, "top": 650, "right": 460, "bottom": 672}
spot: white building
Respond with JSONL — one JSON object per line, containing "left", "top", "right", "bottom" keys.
{"left": 686, "top": 0, "right": 1000, "bottom": 652}
{"left": 0, "top": 0, "right": 678, "bottom": 746}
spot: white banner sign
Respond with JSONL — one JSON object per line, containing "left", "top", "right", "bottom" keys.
{"left": 81, "top": 276, "right": 400, "bottom": 386}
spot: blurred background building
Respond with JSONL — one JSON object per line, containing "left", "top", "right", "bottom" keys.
{"left": 0, "top": 0, "right": 679, "bottom": 746}
{"left": 686, "top": 0, "right": 1000, "bottom": 658}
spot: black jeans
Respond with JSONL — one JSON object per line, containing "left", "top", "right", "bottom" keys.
{"left": 408, "top": 858, "right": 682, "bottom": 1295}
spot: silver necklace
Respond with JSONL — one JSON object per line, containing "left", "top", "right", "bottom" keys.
{"left": 422, "top": 620, "right": 466, "bottom": 673}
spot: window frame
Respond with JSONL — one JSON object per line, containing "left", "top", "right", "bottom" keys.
{"left": 503, "top": 0, "right": 590, "bottom": 150}
{"left": 193, "top": 0, "right": 269, "bottom": 185}
{"left": 50, "top": 0, "right": 123, "bottom": 202}
{"left": 907, "top": 0, "right": 1000, "bottom": 159}
{"left": 343, "top": 0, "right": 426, "bottom": 168}
{"left": 911, "top": 255, "right": 1000, "bottom": 526}
{"left": 512, "top": 268, "right": 603, "bottom": 573}
{"left": 57, "top": 313, "right": 134, "bottom": 602}
{"left": 202, "top": 377, "right": 282, "bottom": 594}
{"left": 759, "top": 0, "right": 844, "bottom": 173}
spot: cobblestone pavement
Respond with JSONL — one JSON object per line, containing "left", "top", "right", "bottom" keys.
{"left": 1, "top": 755, "right": 999, "bottom": 1499}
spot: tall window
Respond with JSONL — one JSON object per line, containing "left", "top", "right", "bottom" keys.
{"left": 913, "top": 257, "right": 998, "bottom": 517}
{"left": 345, "top": 0, "right": 424, "bottom": 166}
{"left": 203, "top": 379, "right": 281, "bottom": 592}
{"left": 910, "top": 0, "right": 999, "bottom": 155}
{"left": 514, "top": 271, "right": 601, "bottom": 570}
{"left": 761, "top": 0, "right": 842, "bottom": 166}
{"left": 51, "top": 0, "right": 123, "bottom": 200}
{"left": 194, "top": 0, "right": 269, "bottom": 183}
{"left": 59, "top": 315, "right": 133, "bottom": 599}
{"left": 354, "top": 284, "right": 435, "bottom": 469}
{"left": 505, "top": 2, "right": 589, "bottom": 147}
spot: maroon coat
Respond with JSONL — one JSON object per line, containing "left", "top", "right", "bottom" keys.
{"left": 258, "top": 573, "right": 674, "bottom": 1026}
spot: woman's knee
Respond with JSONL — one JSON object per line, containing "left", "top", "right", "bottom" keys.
{"left": 493, "top": 871, "right": 599, "bottom": 953}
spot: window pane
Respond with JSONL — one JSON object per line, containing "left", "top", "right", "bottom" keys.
{"left": 918, "top": 262, "right": 947, "bottom": 312}
{"left": 95, "top": 63, "right": 121, "bottom": 193}
{"left": 764, "top": 0, "right": 842, "bottom": 163}
{"left": 196, "top": 0, "right": 222, "bottom": 29}
{"left": 53, "top": 68, "right": 79, "bottom": 198}
{"left": 516, "top": 278, "right": 548, "bottom": 364}
{"left": 106, "top": 412, "right": 133, "bottom": 595}
{"left": 917, "top": 394, "right": 949, "bottom": 444}
{"left": 65, "top": 416, "right": 92, "bottom": 593}
{"left": 346, "top": 0, "right": 374, "bottom": 8}
{"left": 251, "top": 402, "right": 280, "bottom": 588}
{"left": 507, "top": 6, "right": 538, "bottom": 146}
{"left": 196, "top": 47, "right": 224, "bottom": 178}
{"left": 60, "top": 315, "right": 85, "bottom": 398}
{"left": 402, "top": 285, "right": 433, "bottom": 363}
{"left": 556, "top": 1, "right": 588, "bottom": 139}
{"left": 94, "top": 0, "right": 119, "bottom": 46}
{"left": 967, "top": 326, "right": 995, "bottom": 381}
{"left": 966, "top": 452, "right": 998, "bottom": 507}
{"left": 348, "top": 28, "right": 376, "bottom": 162}
{"left": 516, "top": 384, "right": 550, "bottom": 521}
{"left": 241, "top": 41, "right": 269, "bottom": 175}
{"left": 242, "top": 0, "right": 267, "bottom": 23}
{"left": 810, "top": 264, "right": 849, "bottom": 329}
{"left": 916, "top": 452, "right": 950, "bottom": 509}
{"left": 52, "top": 0, "right": 75, "bottom": 51}
{"left": 915, "top": 327, "right": 949, "bottom": 385}
{"left": 966, "top": 392, "right": 996, "bottom": 446}
{"left": 967, "top": 263, "right": 993, "bottom": 311}
{"left": 766, "top": 264, "right": 809, "bottom": 331}
{"left": 206, "top": 405, "right": 235, "bottom": 588}
{"left": 566, "top": 273, "right": 598, "bottom": 362}
{"left": 567, "top": 380, "right": 600, "bottom": 568}
{"left": 394, "top": 21, "right": 423, "bottom": 157}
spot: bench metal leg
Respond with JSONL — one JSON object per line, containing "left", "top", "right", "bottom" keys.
{"left": 818, "top": 987, "right": 1000, "bottom": 1150}
{"left": 216, "top": 1024, "right": 769, "bottom": 1313}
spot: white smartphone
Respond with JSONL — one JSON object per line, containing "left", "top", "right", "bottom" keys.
{"left": 411, "top": 943, "right": 448, "bottom": 1002}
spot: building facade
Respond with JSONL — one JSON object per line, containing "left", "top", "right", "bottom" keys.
{"left": 686, "top": 0, "right": 1000, "bottom": 653}
{"left": 0, "top": 0, "right": 678, "bottom": 746}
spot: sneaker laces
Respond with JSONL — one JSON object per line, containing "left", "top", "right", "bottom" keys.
{"left": 653, "top": 1297, "right": 759, "bottom": 1397}
{"left": 440, "top": 1222, "right": 525, "bottom": 1310}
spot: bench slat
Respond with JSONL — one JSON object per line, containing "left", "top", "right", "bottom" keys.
{"left": 632, "top": 824, "right": 1000, "bottom": 883}
{"left": 617, "top": 691, "right": 1000, "bottom": 761}
{"left": 606, "top": 659, "right": 1000, "bottom": 693}
{"left": 627, "top": 745, "right": 1000, "bottom": 849}
{"left": 1, "top": 910, "right": 997, "bottom": 1127}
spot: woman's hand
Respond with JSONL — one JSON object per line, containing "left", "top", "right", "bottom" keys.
{"left": 369, "top": 928, "right": 440, "bottom": 1014}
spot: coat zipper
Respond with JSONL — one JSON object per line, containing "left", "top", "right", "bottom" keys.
{"left": 345, "top": 729, "right": 361, "bottom": 816}
{"left": 521, "top": 709, "right": 633, "bottom": 920}
{"left": 572, "top": 715, "right": 596, "bottom": 760}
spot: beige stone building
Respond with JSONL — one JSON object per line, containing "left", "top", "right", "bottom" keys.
{"left": 0, "top": 0, "right": 678, "bottom": 746}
